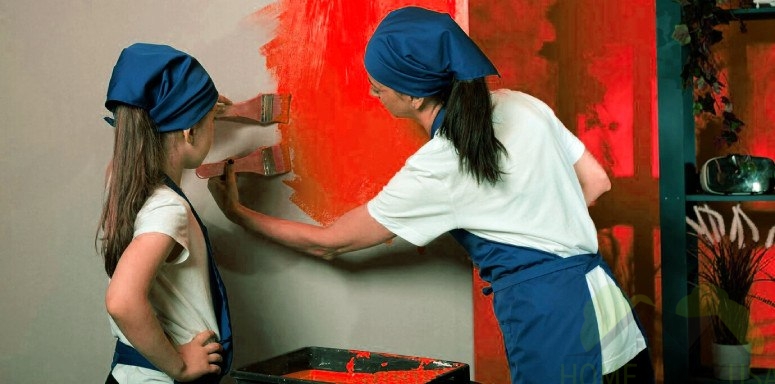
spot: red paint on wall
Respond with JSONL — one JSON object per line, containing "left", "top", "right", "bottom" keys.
{"left": 576, "top": 46, "right": 635, "bottom": 178}
{"left": 257, "top": 0, "right": 457, "bottom": 225}
{"left": 468, "top": 0, "right": 558, "bottom": 106}
{"left": 745, "top": 44, "right": 775, "bottom": 166}
{"left": 742, "top": 44, "right": 775, "bottom": 368}
{"left": 750, "top": 247, "right": 775, "bottom": 367}
{"left": 712, "top": 22, "right": 775, "bottom": 368}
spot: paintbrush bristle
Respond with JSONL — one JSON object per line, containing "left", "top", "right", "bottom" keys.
{"left": 260, "top": 94, "right": 291, "bottom": 124}
{"left": 260, "top": 145, "right": 291, "bottom": 175}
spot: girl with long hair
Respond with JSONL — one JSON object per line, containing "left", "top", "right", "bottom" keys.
{"left": 98, "top": 43, "right": 231, "bottom": 384}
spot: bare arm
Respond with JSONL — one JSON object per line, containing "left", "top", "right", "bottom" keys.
{"left": 208, "top": 163, "right": 395, "bottom": 260}
{"left": 573, "top": 149, "right": 611, "bottom": 206}
{"left": 105, "top": 233, "right": 222, "bottom": 380}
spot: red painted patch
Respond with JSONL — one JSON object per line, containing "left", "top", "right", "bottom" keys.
{"left": 743, "top": 43, "right": 775, "bottom": 368}
{"left": 256, "top": 0, "right": 457, "bottom": 225}
{"left": 746, "top": 44, "right": 775, "bottom": 167}
{"left": 576, "top": 47, "right": 635, "bottom": 178}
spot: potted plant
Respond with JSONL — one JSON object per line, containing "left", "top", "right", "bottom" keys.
{"left": 671, "top": 0, "right": 749, "bottom": 147}
{"left": 686, "top": 204, "right": 775, "bottom": 380}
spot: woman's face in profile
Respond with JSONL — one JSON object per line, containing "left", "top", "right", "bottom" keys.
{"left": 367, "top": 74, "right": 414, "bottom": 119}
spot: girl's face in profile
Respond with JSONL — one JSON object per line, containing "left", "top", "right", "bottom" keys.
{"left": 184, "top": 107, "right": 217, "bottom": 169}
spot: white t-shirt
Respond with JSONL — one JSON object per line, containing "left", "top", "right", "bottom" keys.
{"left": 109, "top": 186, "right": 219, "bottom": 383}
{"left": 368, "top": 89, "right": 596, "bottom": 255}
{"left": 367, "top": 89, "right": 646, "bottom": 373}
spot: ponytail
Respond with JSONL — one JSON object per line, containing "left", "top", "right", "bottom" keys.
{"left": 438, "top": 78, "right": 505, "bottom": 185}
{"left": 97, "top": 106, "right": 167, "bottom": 277}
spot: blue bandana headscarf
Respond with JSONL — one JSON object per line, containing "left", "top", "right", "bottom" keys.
{"left": 105, "top": 43, "right": 218, "bottom": 133}
{"left": 364, "top": 6, "right": 498, "bottom": 97}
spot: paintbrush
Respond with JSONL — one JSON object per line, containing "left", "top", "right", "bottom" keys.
{"left": 195, "top": 144, "right": 291, "bottom": 179}
{"left": 215, "top": 93, "right": 291, "bottom": 125}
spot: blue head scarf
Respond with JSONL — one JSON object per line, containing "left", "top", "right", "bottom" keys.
{"left": 364, "top": 6, "right": 498, "bottom": 97}
{"left": 105, "top": 43, "right": 218, "bottom": 133}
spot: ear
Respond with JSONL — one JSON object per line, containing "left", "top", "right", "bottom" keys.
{"left": 410, "top": 96, "right": 424, "bottom": 110}
{"left": 182, "top": 128, "right": 194, "bottom": 144}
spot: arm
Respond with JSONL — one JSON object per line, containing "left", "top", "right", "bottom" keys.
{"left": 207, "top": 163, "right": 395, "bottom": 260}
{"left": 573, "top": 149, "right": 611, "bottom": 206}
{"left": 105, "top": 233, "right": 222, "bottom": 380}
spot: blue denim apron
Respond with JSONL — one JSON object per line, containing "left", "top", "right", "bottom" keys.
{"left": 451, "top": 229, "right": 618, "bottom": 384}
{"left": 110, "top": 176, "right": 232, "bottom": 384}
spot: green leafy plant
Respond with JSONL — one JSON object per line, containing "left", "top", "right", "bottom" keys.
{"left": 690, "top": 234, "right": 775, "bottom": 344}
{"left": 686, "top": 204, "right": 775, "bottom": 345}
{"left": 671, "top": 0, "right": 748, "bottom": 147}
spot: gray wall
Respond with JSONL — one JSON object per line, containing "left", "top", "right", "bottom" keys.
{"left": 0, "top": 1, "right": 474, "bottom": 383}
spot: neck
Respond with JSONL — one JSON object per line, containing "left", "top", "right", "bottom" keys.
{"left": 163, "top": 164, "right": 183, "bottom": 186}
{"left": 163, "top": 140, "right": 184, "bottom": 186}
{"left": 416, "top": 102, "right": 443, "bottom": 136}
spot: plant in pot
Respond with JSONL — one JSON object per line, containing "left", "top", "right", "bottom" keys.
{"left": 686, "top": 204, "right": 775, "bottom": 380}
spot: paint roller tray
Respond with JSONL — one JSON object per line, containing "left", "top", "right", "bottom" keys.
{"left": 231, "top": 346, "right": 471, "bottom": 383}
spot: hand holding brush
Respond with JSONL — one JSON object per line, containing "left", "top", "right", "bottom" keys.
{"left": 195, "top": 145, "right": 291, "bottom": 179}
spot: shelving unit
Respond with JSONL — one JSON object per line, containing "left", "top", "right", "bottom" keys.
{"left": 732, "top": 6, "right": 775, "bottom": 20}
{"left": 657, "top": 2, "right": 775, "bottom": 383}
{"left": 685, "top": 194, "right": 775, "bottom": 202}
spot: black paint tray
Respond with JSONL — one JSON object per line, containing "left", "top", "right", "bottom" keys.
{"left": 231, "top": 346, "right": 470, "bottom": 383}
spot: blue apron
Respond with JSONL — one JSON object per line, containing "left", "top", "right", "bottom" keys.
{"left": 451, "top": 229, "right": 622, "bottom": 384}
{"left": 111, "top": 176, "right": 232, "bottom": 384}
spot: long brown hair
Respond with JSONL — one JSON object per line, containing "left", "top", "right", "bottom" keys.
{"left": 438, "top": 77, "right": 506, "bottom": 185}
{"left": 97, "top": 105, "right": 168, "bottom": 277}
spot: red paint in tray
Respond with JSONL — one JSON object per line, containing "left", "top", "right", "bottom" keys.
{"left": 231, "top": 346, "right": 469, "bottom": 383}
{"left": 282, "top": 368, "right": 457, "bottom": 383}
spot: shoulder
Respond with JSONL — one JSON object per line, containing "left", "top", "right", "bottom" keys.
{"left": 372, "top": 137, "right": 458, "bottom": 208}
{"left": 491, "top": 89, "right": 555, "bottom": 119}
{"left": 135, "top": 185, "right": 189, "bottom": 237}
{"left": 402, "top": 136, "right": 459, "bottom": 180}
{"left": 140, "top": 186, "right": 188, "bottom": 214}
{"left": 490, "top": 89, "right": 562, "bottom": 141}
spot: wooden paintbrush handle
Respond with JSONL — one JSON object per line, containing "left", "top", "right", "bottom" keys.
{"left": 195, "top": 153, "right": 257, "bottom": 179}
{"left": 214, "top": 94, "right": 290, "bottom": 125}
{"left": 195, "top": 145, "right": 289, "bottom": 179}
{"left": 195, "top": 161, "right": 227, "bottom": 179}
{"left": 215, "top": 95, "right": 264, "bottom": 124}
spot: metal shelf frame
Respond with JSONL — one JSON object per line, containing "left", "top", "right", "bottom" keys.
{"left": 657, "top": 2, "right": 775, "bottom": 383}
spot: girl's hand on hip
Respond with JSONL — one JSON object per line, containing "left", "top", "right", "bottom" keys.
{"left": 175, "top": 330, "right": 223, "bottom": 381}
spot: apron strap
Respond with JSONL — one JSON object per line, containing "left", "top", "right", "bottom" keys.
{"left": 484, "top": 253, "right": 602, "bottom": 295}
{"left": 161, "top": 176, "right": 233, "bottom": 375}
{"left": 109, "top": 177, "right": 232, "bottom": 384}
{"left": 111, "top": 340, "right": 158, "bottom": 371}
